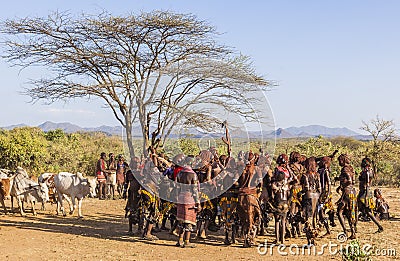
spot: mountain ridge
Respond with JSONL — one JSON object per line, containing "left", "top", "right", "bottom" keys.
{"left": 1, "top": 121, "right": 368, "bottom": 139}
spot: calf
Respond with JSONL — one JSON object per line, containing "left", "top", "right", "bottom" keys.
{"left": 54, "top": 172, "right": 96, "bottom": 218}
{"left": 0, "top": 178, "right": 11, "bottom": 214}
{"left": 18, "top": 183, "right": 49, "bottom": 216}
{"left": 88, "top": 178, "right": 97, "bottom": 198}
{"left": 38, "top": 173, "right": 58, "bottom": 209}
{"left": 10, "top": 167, "right": 49, "bottom": 216}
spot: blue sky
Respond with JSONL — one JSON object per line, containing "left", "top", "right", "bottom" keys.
{"left": 0, "top": 1, "right": 399, "bottom": 133}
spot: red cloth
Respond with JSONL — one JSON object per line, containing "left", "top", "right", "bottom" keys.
{"left": 173, "top": 166, "right": 184, "bottom": 180}
{"left": 96, "top": 159, "right": 107, "bottom": 181}
{"left": 116, "top": 162, "right": 125, "bottom": 185}
{"left": 277, "top": 166, "right": 290, "bottom": 179}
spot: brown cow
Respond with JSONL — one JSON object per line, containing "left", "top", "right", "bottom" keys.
{"left": 0, "top": 178, "right": 11, "bottom": 214}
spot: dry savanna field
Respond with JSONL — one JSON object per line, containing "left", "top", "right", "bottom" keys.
{"left": 1, "top": 187, "right": 399, "bottom": 261}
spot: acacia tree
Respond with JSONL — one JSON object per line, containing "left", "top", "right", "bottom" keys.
{"left": 360, "top": 115, "right": 397, "bottom": 180}
{"left": 1, "top": 11, "right": 269, "bottom": 160}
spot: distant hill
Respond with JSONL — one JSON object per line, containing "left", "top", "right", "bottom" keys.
{"left": 272, "top": 128, "right": 294, "bottom": 138}
{"left": 2, "top": 123, "right": 27, "bottom": 130}
{"left": 249, "top": 125, "right": 364, "bottom": 139}
{"left": 84, "top": 125, "right": 125, "bottom": 136}
{"left": 1, "top": 121, "right": 124, "bottom": 136}
{"left": 1, "top": 122, "right": 366, "bottom": 139}
{"left": 284, "top": 125, "right": 360, "bottom": 137}
{"left": 38, "top": 121, "right": 83, "bottom": 133}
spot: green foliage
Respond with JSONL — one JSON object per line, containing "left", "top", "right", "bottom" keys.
{"left": 0, "top": 127, "right": 48, "bottom": 174}
{"left": 178, "top": 137, "right": 200, "bottom": 156}
{"left": 0, "top": 127, "right": 123, "bottom": 177}
{"left": 331, "top": 137, "right": 365, "bottom": 151}
{"left": 45, "top": 129, "right": 65, "bottom": 141}
{"left": 45, "top": 131, "right": 124, "bottom": 176}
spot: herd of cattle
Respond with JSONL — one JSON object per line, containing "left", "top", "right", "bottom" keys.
{"left": 0, "top": 167, "right": 96, "bottom": 217}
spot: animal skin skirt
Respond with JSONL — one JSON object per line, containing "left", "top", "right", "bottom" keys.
{"left": 107, "top": 172, "right": 117, "bottom": 185}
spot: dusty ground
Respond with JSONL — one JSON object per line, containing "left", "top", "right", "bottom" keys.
{"left": 1, "top": 188, "right": 399, "bottom": 261}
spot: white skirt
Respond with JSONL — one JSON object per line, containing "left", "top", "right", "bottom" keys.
{"left": 107, "top": 172, "right": 117, "bottom": 185}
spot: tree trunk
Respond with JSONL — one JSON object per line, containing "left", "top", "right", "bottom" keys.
{"left": 124, "top": 117, "right": 136, "bottom": 169}
{"left": 142, "top": 131, "right": 150, "bottom": 157}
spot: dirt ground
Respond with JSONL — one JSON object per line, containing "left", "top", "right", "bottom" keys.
{"left": 1, "top": 188, "right": 399, "bottom": 261}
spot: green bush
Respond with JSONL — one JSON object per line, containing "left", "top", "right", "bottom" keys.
{"left": 0, "top": 127, "right": 124, "bottom": 177}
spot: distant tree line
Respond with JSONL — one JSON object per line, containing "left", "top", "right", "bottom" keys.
{"left": 0, "top": 127, "right": 124, "bottom": 176}
{"left": 1, "top": 126, "right": 399, "bottom": 186}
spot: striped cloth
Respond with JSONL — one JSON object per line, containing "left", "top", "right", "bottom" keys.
{"left": 176, "top": 191, "right": 197, "bottom": 225}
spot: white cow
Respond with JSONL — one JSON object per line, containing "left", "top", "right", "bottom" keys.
{"left": 10, "top": 167, "right": 49, "bottom": 216}
{"left": 0, "top": 169, "right": 13, "bottom": 178}
{"left": 54, "top": 172, "right": 97, "bottom": 218}
{"left": 38, "top": 172, "right": 58, "bottom": 210}
{"left": 88, "top": 178, "right": 97, "bottom": 198}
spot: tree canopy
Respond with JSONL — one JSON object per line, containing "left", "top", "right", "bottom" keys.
{"left": 1, "top": 10, "right": 271, "bottom": 159}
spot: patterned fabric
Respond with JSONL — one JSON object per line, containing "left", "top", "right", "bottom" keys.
{"left": 323, "top": 194, "right": 335, "bottom": 212}
{"left": 177, "top": 191, "right": 197, "bottom": 225}
{"left": 348, "top": 190, "right": 357, "bottom": 223}
{"left": 159, "top": 201, "right": 175, "bottom": 219}
{"left": 359, "top": 190, "right": 375, "bottom": 210}
{"left": 141, "top": 189, "right": 156, "bottom": 204}
{"left": 220, "top": 196, "right": 239, "bottom": 224}
{"left": 291, "top": 186, "right": 302, "bottom": 205}
{"left": 200, "top": 192, "right": 214, "bottom": 210}
{"left": 337, "top": 186, "right": 358, "bottom": 222}
{"left": 139, "top": 189, "right": 160, "bottom": 224}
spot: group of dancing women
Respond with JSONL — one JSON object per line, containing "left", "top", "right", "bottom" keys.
{"left": 122, "top": 145, "right": 389, "bottom": 248}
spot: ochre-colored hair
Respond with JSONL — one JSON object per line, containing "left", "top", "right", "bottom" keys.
{"left": 199, "top": 150, "right": 213, "bottom": 163}
{"left": 338, "top": 154, "right": 351, "bottom": 166}
{"left": 289, "top": 151, "right": 301, "bottom": 164}
{"left": 276, "top": 154, "right": 288, "bottom": 165}
{"left": 305, "top": 157, "right": 317, "bottom": 173}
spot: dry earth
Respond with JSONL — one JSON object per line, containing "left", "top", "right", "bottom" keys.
{"left": 1, "top": 188, "right": 399, "bottom": 261}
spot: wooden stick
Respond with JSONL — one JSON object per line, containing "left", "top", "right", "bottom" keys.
{"left": 221, "top": 120, "right": 232, "bottom": 159}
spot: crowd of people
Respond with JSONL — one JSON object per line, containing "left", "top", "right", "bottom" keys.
{"left": 93, "top": 147, "right": 391, "bottom": 248}
{"left": 95, "top": 152, "right": 129, "bottom": 200}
